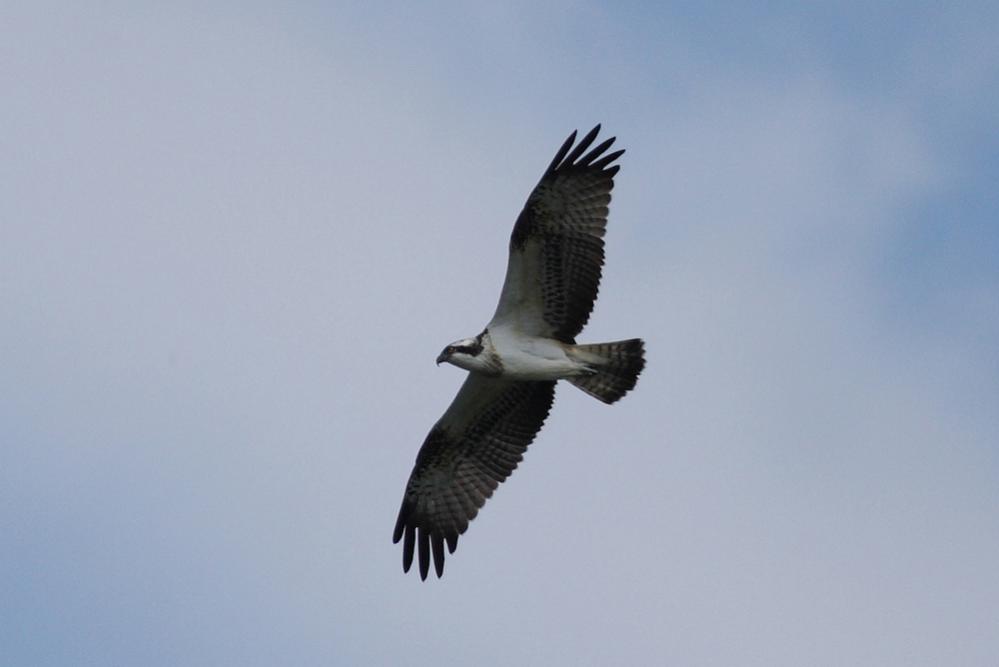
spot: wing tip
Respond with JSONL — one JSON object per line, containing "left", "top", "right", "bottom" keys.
{"left": 591, "top": 148, "right": 625, "bottom": 171}
{"left": 400, "top": 520, "right": 452, "bottom": 580}
{"left": 392, "top": 502, "right": 407, "bottom": 544}
{"left": 548, "top": 124, "right": 624, "bottom": 174}
{"left": 418, "top": 528, "right": 430, "bottom": 580}
{"left": 563, "top": 125, "right": 602, "bottom": 165}
{"left": 431, "top": 533, "right": 446, "bottom": 578}
{"left": 547, "top": 129, "right": 578, "bottom": 173}
{"left": 401, "top": 523, "right": 415, "bottom": 573}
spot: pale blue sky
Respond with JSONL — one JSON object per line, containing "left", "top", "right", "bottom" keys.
{"left": 3, "top": 2, "right": 998, "bottom": 665}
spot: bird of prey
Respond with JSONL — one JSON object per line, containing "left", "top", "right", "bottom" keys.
{"left": 393, "top": 125, "right": 645, "bottom": 579}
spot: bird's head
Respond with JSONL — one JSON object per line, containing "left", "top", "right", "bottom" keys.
{"left": 436, "top": 335, "right": 486, "bottom": 371}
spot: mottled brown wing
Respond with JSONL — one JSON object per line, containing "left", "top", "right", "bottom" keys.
{"left": 489, "top": 125, "right": 624, "bottom": 342}
{"left": 393, "top": 375, "right": 556, "bottom": 579}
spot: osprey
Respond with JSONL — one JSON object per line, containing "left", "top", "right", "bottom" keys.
{"left": 393, "top": 126, "right": 645, "bottom": 579}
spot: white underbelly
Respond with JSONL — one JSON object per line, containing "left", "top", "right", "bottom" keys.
{"left": 492, "top": 332, "right": 583, "bottom": 380}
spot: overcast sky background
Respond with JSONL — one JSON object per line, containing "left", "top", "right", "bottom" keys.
{"left": 3, "top": 2, "right": 999, "bottom": 665}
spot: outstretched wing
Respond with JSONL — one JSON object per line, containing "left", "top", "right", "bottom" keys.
{"left": 393, "top": 375, "right": 556, "bottom": 579}
{"left": 489, "top": 125, "right": 624, "bottom": 342}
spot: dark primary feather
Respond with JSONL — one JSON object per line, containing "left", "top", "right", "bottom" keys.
{"left": 503, "top": 125, "right": 623, "bottom": 342}
{"left": 393, "top": 376, "right": 556, "bottom": 579}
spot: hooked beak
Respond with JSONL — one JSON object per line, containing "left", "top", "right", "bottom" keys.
{"left": 436, "top": 351, "right": 449, "bottom": 366}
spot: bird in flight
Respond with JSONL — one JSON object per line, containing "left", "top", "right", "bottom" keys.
{"left": 393, "top": 125, "right": 645, "bottom": 579}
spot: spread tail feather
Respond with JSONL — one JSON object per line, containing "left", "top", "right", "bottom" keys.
{"left": 567, "top": 338, "right": 645, "bottom": 404}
